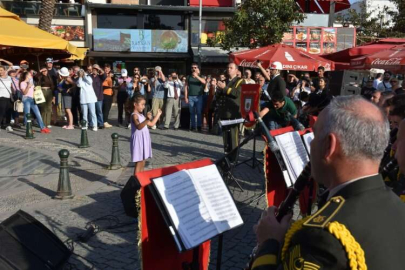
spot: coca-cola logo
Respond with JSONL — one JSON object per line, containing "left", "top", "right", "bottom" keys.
{"left": 371, "top": 57, "right": 402, "bottom": 66}
{"left": 239, "top": 59, "right": 258, "bottom": 68}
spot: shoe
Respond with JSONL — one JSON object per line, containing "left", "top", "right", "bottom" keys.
{"left": 6, "top": 126, "right": 13, "bottom": 132}
{"left": 10, "top": 119, "right": 15, "bottom": 124}
{"left": 151, "top": 125, "right": 157, "bottom": 130}
{"left": 126, "top": 124, "right": 131, "bottom": 129}
{"left": 47, "top": 125, "right": 52, "bottom": 129}
{"left": 62, "top": 125, "right": 67, "bottom": 129}
{"left": 65, "top": 126, "right": 74, "bottom": 130}
{"left": 163, "top": 127, "right": 169, "bottom": 130}
{"left": 92, "top": 127, "right": 98, "bottom": 131}
{"left": 98, "top": 126, "right": 104, "bottom": 130}
{"left": 174, "top": 127, "right": 179, "bottom": 130}
{"left": 104, "top": 122, "right": 112, "bottom": 128}
{"left": 41, "top": 128, "right": 51, "bottom": 134}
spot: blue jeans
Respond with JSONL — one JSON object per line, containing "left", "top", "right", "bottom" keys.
{"left": 95, "top": 100, "right": 104, "bottom": 127}
{"left": 188, "top": 95, "right": 203, "bottom": 128}
{"left": 81, "top": 103, "right": 97, "bottom": 128}
{"left": 23, "top": 97, "right": 45, "bottom": 129}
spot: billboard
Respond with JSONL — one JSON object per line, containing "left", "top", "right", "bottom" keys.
{"left": 93, "top": 29, "right": 188, "bottom": 53}
{"left": 281, "top": 26, "right": 356, "bottom": 55}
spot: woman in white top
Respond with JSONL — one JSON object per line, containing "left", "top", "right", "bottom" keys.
{"left": 77, "top": 69, "right": 98, "bottom": 131}
{"left": 0, "top": 65, "right": 13, "bottom": 131}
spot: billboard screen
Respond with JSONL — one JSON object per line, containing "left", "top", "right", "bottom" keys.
{"left": 93, "top": 29, "right": 188, "bottom": 53}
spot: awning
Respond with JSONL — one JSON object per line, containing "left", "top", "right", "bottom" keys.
{"left": 230, "top": 44, "right": 334, "bottom": 71}
{"left": 322, "top": 44, "right": 399, "bottom": 63}
{"left": 192, "top": 47, "right": 230, "bottom": 63}
{"left": 87, "top": 51, "right": 191, "bottom": 59}
{"left": 0, "top": 8, "right": 80, "bottom": 57}
{"left": 295, "top": 0, "right": 350, "bottom": 14}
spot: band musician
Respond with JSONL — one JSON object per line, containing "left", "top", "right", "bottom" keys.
{"left": 251, "top": 96, "right": 405, "bottom": 270}
{"left": 216, "top": 63, "right": 244, "bottom": 163}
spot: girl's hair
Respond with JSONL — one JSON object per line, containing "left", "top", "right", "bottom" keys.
{"left": 127, "top": 93, "right": 146, "bottom": 112}
{"left": 19, "top": 71, "right": 30, "bottom": 89}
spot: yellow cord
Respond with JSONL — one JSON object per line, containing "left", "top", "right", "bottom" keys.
{"left": 281, "top": 217, "right": 310, "bottom": 261}
{"left": 282, "top": 220, "right": 367, "bottom": 270}
{"left": 328, "top": 222, "right": 367, "bottom": 270}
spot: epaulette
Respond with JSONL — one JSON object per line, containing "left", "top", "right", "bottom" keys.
{"left": 303, "top": 196, "right": 345, "bottom": 228}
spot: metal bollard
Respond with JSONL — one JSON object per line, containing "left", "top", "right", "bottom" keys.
{"left": 54, "top": 149, "right": 74, "bottom": 200}
{"left": 25, "top": 113, "right": 34, "bottom": 139}
{"left": 108, "top": 133, "right": 122, "bottom": 170}
{"left": 79, "top": 120, "right": 90, "bottom": 148}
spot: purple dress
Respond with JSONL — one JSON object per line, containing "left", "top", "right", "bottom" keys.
{"left": 130, "top": 112, "right": 152, "bottom": 162}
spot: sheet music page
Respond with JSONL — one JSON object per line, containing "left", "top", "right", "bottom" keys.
{"left": 302, "top": 132, "right": 314, "bottom": 155}
{"left": 153, "top": 170, "right": 218, "bottom": 249}
{"left": 188, "top": 165, "right": 244, "bottom": 234}
{"left": 219, "top": 118, "right": 245, "bottom": 127}
{"left": 275, "top": 131, "right": 309, "bottom": 185}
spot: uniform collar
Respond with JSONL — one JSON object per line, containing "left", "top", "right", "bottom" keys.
{"left": 332, "top": 174, "right": 385, "bottom": 199}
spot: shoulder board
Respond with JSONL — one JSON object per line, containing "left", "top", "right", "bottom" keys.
{"left": 303, "top": 196, "right": 345, "bottom": 228}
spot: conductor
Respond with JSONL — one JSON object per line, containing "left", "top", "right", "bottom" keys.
{"left": 216, "top": 63, "right": 244, "bottom": 163}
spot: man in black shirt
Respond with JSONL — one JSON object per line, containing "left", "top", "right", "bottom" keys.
{"left": 311, "top": 66, "right": 328, "bottom": 91}
{"left": 266, "top": 61, "right": 286, "bottom": 96}
{"left": 361, "top": 78, "right": 376, "bottom": 100}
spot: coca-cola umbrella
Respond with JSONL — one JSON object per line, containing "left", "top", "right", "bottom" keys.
{"left": 229, "top": 44, "right": 335, "bottom": 72}
{"left": 350, "top": 44, "right": 405, "bottom": 72}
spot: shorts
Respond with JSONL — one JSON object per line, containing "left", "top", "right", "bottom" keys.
{"left": 63, "top": 96, "right": 72, "bottom": 109}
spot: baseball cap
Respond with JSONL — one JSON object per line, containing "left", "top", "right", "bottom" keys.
{"left": 270, "top": 61, "right": 282, "bottom": 70}
{"left": 121, "top": 69, "right": 128, "bottom": 77}
{"left": 46, "top": 58, "right": 53, "bottom": 63}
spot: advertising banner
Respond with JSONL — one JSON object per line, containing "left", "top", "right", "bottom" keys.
{"left": 94, "top": 29, "right": 188, "bottom": 53}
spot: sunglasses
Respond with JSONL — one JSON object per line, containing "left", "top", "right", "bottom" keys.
{"left": 192, "top": 67, "right": 198, "bottom": 69}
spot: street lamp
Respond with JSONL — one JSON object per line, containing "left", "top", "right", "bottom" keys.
{"left": 198, "top": 0, "right": 202, "bottom": 69}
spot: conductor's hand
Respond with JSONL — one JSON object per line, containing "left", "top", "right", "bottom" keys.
{"left": 254, "top": 206, "right": 292, "bottom": 246}
{"left": 157, "top": 109, "right": 162, "bottom": 116}
{"left": 217, "top": 80, "right": 226, "bottom": 90}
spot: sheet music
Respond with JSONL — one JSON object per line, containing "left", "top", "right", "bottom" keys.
{"left": 219, "top": 118, "right": 245, "bottom": 127}
{"left": 188, "top": 165, "right": 243, "bottom": 234}
{"left": 153, "top": 170, "right": 218, "bottom": 249}
{"left": 275, "top": 131, "right": 310, "bottom": 186}
{"left": 302, "top": 132, "right": 314, "bottom": 155}
{"left": 152, "top": 165, "right": 243, "bottom": 250}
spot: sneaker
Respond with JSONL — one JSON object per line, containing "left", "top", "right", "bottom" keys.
{"left": 47, "top": 125, "right": 52, "bottom": 129}
{"left": 104, "top": 122, "right": 112, "bottom": 128}
{"left": 10, "top": 119, "right": 15, "bottom": 124}
{"left": 151, "top": 125, "right": 157, "bottom": 130}
{"left": 92, "top": 127, "right": 98, "bottom": 131}
{"left": 41, "top": 128, "right": 51, "bottom": 134}
{"left": 5, "top": 126, "right": 13, "bottom": 132}
{"left": 127, "top": 124, "right": 131, "bottom": 129}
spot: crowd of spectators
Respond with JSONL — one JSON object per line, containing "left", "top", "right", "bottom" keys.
{"left": 0, "top": 57, "right": 404, "bottom": 140}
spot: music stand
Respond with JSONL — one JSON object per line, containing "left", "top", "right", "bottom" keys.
{"left": 236, "top": 127, "right": 263, "bottom": 170}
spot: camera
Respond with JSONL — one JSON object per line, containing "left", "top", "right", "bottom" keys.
{"left": 172, "top": 76, "right": 178, "bottom": 80}
{"left": 141, "top": 79, "right": 147, "bottom": 83}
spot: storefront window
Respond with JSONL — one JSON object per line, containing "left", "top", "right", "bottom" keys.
{"left": 150, "top": 0, "right": 184, "bottom": 6}
{"left": 98, "top": 14, "right": 137, "bottom": 29}
{"left": 144, "top": 14, "right": 185, "bottom": 30}
{"left": 191, "top": 19, "right": 226, "bottom": 46}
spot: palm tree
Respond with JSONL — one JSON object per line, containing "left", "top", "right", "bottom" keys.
{"left": 38, "top": 0, "right": 56, "bottom": 32}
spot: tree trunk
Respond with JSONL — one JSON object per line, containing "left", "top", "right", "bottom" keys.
{"left": 38, "top": 0, "right": 56, "bottom": 32}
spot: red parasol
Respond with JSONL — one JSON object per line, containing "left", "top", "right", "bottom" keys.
{"left": 295, "top": 0, "right": 351, "bottom": 13}
{"left": 350, "top": 44, "right": 405, "bottom": 72}
{"left": 229, "top": 44, "right": 334, "bottom": 71}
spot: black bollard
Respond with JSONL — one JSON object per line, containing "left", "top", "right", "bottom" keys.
{"left": 79, "top": 120, "right": 90, "bottom": 148}
{"left": 25, "top": 113, "right": 35, "bottom": 139}
{"left": 108, "top": 133, "right": 122, "bottom": 170}
{"left": 54, "top": 149, "right": 74, "bottom": 200}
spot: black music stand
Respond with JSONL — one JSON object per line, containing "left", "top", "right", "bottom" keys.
{"left": 236, "top": 127, "right": 263, "bottom": 171}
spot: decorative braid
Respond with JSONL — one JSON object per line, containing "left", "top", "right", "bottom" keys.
{"left": 327, "top": 222, "right": 367, "bottom": 270}
{"left": 281, "top": 217, "right": 311, "bottom": 261}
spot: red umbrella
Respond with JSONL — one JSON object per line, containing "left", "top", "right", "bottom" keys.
{"left": 295, "top": 0, "right": 350, "bottom": 13}
{"left": 350, "top": 45, "right": 405, "bottom": 72}
{"left": 230, "top": 44, "right": 334, "bottom": 71}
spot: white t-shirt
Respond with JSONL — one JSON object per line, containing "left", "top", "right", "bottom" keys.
{"left": 377, "top": 81, "right": 392, "bottom": 92}
{"left": 0, "top": 76, "right": 12, "bottom": 98}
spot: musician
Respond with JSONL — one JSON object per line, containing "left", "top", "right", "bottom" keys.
{"left": 252, "top": 96, "right": 405, "bottom": 270}
{"left": 216, "top": 63, "right": 243, "bottom": 163}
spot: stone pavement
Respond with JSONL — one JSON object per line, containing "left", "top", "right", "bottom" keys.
{"left": 0, "top": 107, "right": 275, "bottom": 270}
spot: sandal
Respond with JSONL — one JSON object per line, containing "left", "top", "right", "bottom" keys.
{"left": 65, "top": 126, "right": 74, "bottom": 130}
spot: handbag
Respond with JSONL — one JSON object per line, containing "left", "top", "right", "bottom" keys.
{"left": 33, "top": 86, "right": 46, "bottom": 104}
{"left": 14, "top": 100, "right": 24, "bottom": 113}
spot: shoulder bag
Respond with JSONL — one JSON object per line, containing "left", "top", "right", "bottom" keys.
{"left": 33, "top": 86, "right": 46, "bottom": 104}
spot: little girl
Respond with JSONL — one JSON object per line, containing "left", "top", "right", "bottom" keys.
{"left": 130, "top": 94, "right": 162, "bottom": 173}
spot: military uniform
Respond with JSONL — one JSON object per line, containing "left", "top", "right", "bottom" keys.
{"left": 252, "top": 175, "right": 405, "bottom": 270}
{"left": 216, "top": 76, "right": 243, "bottom": 163}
